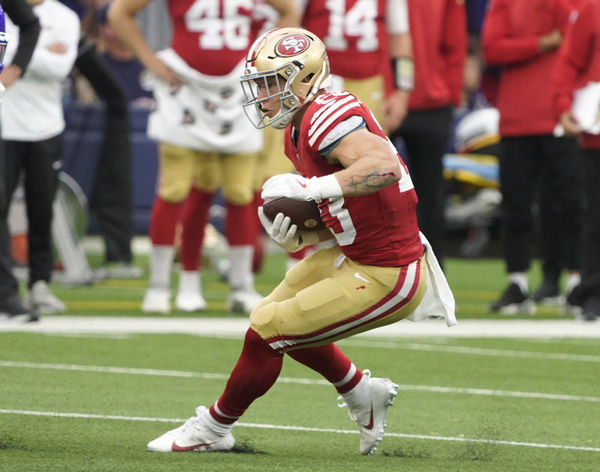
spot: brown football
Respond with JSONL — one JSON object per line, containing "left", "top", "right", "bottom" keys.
{"left": 262, "top": 197, "right": 325, "bottom": 232}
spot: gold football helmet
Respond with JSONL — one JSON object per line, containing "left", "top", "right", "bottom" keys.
{"left": 241, "top": 27, "right": 331, "bottom": 129}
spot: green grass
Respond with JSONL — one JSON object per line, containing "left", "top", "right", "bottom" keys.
{"left": 2, "top": 255, "right": 598, "bottom": 471}
{"left": 1, "top": 333, "right": 599, "bottom": 471}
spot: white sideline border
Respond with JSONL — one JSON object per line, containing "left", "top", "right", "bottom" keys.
{"left": 0, "top": 316, "right": 599, "bottom": 338}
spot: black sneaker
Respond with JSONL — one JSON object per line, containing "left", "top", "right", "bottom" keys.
{"left": 0, "top": 294, "right": 39, "bottom": 323}
{"left": 532, "top": 279, "right": 561, "bottom": 305}
{"left": 579, "top": 296, "right": 600, "bottom": 322}
{"left": 489, "top": 283, "right": 535, "bottom": 315}
{"left": 564, "top": 284, "right": 585, "bottom": 316}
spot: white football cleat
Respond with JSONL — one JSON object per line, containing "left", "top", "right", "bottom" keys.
{"left": 147, "top": 406, "right": 235, "bottom": 453}
{"left": 339, "top": 373, "right": 399, "bottom": 455}
{"left": 227, "top": 288, "right": 263, "bottom": 314}
{"left": 176, "top": 271, "right": 207, "bottom": 311}
{"left": 141, "top": 288, "right": 171, "bottom": 314}
{"left": 175, "top": 291, "right": 207, "bottom": 312}
{"left": 25, "top": 281, "right": 66, "bottom": 315}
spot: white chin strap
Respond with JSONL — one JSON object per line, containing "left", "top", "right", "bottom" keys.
{"left": 269, "top": 107, "right": 296, "bottom": 129}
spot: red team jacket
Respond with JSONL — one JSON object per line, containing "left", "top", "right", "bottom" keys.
{"left": 284, "top": 92, "right": 423, "bottom": 267}
{"left": 168, "top": 0, "right": 259, "bottom": 75}
{"left": 481, "top": 0, "right": 574, "bottom": 136}
{"left": 407, "top": 0, "right": 466, "bottom": 110}
{"left": 301, "top": 0, "right": 389, "bottom": 79}
{"left": 552, "top": 0, "right": 600, "bottom": 149}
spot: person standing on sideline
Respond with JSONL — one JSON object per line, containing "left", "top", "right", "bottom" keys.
{"left": 144, "top": 27, "right": 455, "bottom": 456}
{"left": 1, "top": 0, "right": 79, "bottom": 314}
{"left": 482, "top": 0, "right": 583, "bottom": 315}
{"left": 108, "top": 0, "right": 300, "bottom": 314}
{"left": 389, "top": 0, "right": 467, "bottom": 270}
{"left": 66, "top": 0, "right": 142, "bottom": 280}
{"left": 0, "top": 0, "right": 40, "bottom": 322}
{"left": 300, "top": 0, "right": 413, "bottom": 133}
{"left": 552, "top": 0, "right": 600, "bottom": 321}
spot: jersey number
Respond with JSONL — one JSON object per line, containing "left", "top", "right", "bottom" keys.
{"left": 325, "top": 198, "right": 357, "bottom": 246}
{"left": 184, "top": 0, "right": 253, "bottom": 50}
{"left": 324, "top": 0, "right": 378, "bottom": 52}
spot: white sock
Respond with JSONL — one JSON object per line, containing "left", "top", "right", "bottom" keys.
{"left": 340, "top": 375, "right": 370, "bottom": 412}
{"left": 508, "top": 273, "right": 528, "bottom": 293}
{"left": 148, "top": 245, "right": 175, "bottom": 289}
{"left": 204, "top": 402, "right": 235, "bottom": 436}
{"left": 228, "top": 245, "right": 254, "bottom": 290}
{"left": 565, "top": 272, "right": 581, "bottom": 294}
{"left": 178, "top": 270, "right": 201, "bottom": 295}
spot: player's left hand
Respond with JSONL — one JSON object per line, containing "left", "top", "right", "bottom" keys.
{"left": 262, "top": 173, "right": 314, "bottom": 201}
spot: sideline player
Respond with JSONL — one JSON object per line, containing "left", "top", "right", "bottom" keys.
{"left": 300, "top": 0, "right": 413, "bottom": 133}
{"left": 145, "top": 27, "right": 455, "bottom": 455}
{"left": 108, "top": 0, "right": 299, "bottom": 314}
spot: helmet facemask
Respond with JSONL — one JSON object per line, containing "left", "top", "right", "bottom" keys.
{"left": 241, "top": 62, "right": 302, "bottom": 129}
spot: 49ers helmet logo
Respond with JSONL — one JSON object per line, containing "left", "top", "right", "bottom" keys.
{"left": 275, "top": 34, "right": 310, "bottom": 57}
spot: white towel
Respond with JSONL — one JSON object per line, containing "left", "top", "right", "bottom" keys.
{"left": 405, "top": 232, "right": 457, "bottom": 327}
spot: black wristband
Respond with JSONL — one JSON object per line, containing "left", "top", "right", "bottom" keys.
{"left": 391, "top": 56, "right": 414, "bottom": 91}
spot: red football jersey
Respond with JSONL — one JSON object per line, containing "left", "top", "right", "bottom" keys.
{"left": 301, "top": 0, "right": 387, "bottom": 79}
{"left": 284, "top": 91, "right": 423, "bottom": 266}
{"left": 168, "top": 0, "right": 260, "bottom": 76}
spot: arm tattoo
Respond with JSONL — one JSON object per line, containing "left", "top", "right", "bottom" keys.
{"left": 347, "top": 170, "right": 397, "bottom": 194}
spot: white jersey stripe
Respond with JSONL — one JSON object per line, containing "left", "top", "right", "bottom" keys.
{"left": 268, "top": 260, "right": 420, "bottom": 351}
{"left": 308, "top": 103, "right": 361, "bottom": 147}
{"left": 310, "top": 92, "right": 351, "bottom": 126}
{"left": 309, "top": 95, "right": 356, "bottom": 139}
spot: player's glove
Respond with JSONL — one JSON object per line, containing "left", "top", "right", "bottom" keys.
{"left": 261, "top": 173, "right": 343, "bottom": 202}
{"left": 258, "top": 207, "right": 319, "bottom": 252}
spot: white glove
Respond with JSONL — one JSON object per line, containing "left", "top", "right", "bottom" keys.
{"left": 261, "top": 173, "right": 343, "bottom": 202}
{"left": 258, "top": 207, "right": 319, "bottom": 252}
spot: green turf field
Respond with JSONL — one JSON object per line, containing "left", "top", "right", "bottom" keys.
{"left": 1, "top": 255, "right": 599, "bottom": 471}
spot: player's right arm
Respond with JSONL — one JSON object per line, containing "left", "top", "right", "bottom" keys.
{"left": 108, "top": 0, "right": 182, "bottom": 87}
{"left": 326, "top": 127, "right": 402, "bottom": 196}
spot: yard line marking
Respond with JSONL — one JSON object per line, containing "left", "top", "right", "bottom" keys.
{"left": 340, "top": 339, "right": 600, "bottom": 363}
{"left": 2, "top": 360, "right": 599, "bottom": 403}
{"left": 0, "top": 409, "right": 598, "bottom": 453}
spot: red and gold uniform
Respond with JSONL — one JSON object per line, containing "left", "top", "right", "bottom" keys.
{"left": 285, "top": 91, "right": 422, "bottom": 266}
{"left": 142, "top": 0, "right": 277, "bottom": 313}
{"left": 250, "top": 92, "right": 455, "bottom": 351}
{"left": 301, "top": 0, "right": 389, "bottom": 79}
{"left": 300, "top": 0, "right": 409, "bottom": 125}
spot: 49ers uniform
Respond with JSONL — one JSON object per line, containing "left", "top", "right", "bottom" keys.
{"left": 300, "top": 0, "right": 408, "bottom": 125}
{"left": 301, "top": 0, "right": 388, "bottom": 79}
{"left": 285, "top": 91, "right": 422, "bottom": 266}
{"left": 142, "top": 0, "right": 269, "bottom": 314}
{"left": 249, "top": 92, "right": 455, "bottom": 351}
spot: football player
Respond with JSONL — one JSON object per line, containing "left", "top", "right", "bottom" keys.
{"left": 145, "top": 28, "right": 456, "bottom": 455}
{"left": 251, "top": 0, "right": 413, "bottom": 273}
{"left": 300, "top": 0, "right": 413, "bottom": 133}
{"left": 108, "top": 0, "right": 300, "bottom": 314}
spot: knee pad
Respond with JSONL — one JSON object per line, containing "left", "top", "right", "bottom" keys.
{"left": 158, "top": 179, "right": 191, "bottom": 203}
{"left": 250, "top": 302, "right": 278, "bottom": 339}
{"left": 222, "top": 182, "right": 254, "bottom": 205}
